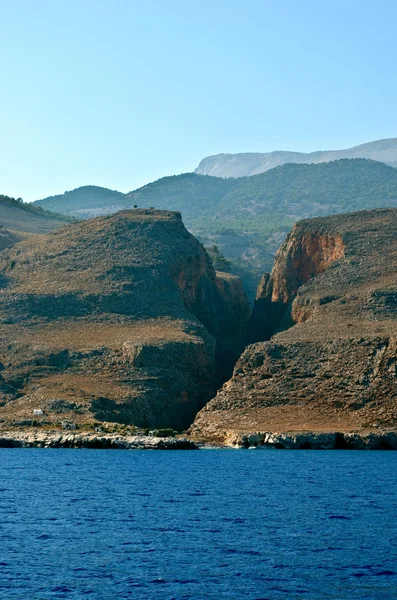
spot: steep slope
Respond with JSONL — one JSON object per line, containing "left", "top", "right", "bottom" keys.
{"left": 190, "top": 208, "right": 397, "bottom": 443}
{"left": 0, "top": 195, "right": 72, "bottom": 235}
{"left": 0, "top": 227, "right": 21, "bottom": 252}
{"left": 0, "top": 209, "right": 250, "bottom": 431}
{"left": 195, "top": 137, "right": 397, "bottom": 177}
{"left": 32, "top": 160, "right": 397, "bottom": 297}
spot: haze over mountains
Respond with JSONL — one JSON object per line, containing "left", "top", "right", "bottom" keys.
{"left": 194, "top": 138, "right": 397, "bottom": 178}
{"left": 0, "top": 195, "right": 72, "bottom": 235}
{"left": 1, "top": 141, "right": 397, "bottom": 447}
{"left": 34, "top": 186, "right": 124, "bottom": 219}
{"left": 0, "top": 195, "right": 73, "bottom": 253}
{"left": 33, "top": 157, "right": 397, "bottom": 296}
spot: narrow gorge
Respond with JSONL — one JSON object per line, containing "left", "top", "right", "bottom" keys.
{"left": 190, "top": 208, "right": 397, "bottom": 445}
{"left": 0, "top": 206, "right": 396, "bottom": 449}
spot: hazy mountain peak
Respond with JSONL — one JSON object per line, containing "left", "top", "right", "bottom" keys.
{"left": 194, "top": 138, "right": 397, "bottom": 178}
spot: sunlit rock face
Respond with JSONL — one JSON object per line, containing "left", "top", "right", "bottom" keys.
{"left": 190, "top": 208, "right": 397, "bottom": 443}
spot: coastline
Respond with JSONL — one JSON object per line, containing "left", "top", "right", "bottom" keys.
{"left": 0, "top": 430, "right": 198, "bottom": 450}
{"left": 217, "top": 430, "right": 397, "bottom": 450}
{"left": 1, "top": 428, "right": 397, "bottom": 449}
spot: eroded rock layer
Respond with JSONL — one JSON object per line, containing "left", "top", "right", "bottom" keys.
{"left": 191, "top": 208, "right": 397, "bottom": 442}
{"left": 0, "top": 209, "right": 250, "bottom": 430}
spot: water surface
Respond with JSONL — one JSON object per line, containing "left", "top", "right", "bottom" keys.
{"left": 1, "top": 449, "right": 396, "bottom": 599}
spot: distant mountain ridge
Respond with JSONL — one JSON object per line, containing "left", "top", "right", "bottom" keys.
{"left": 194, "top": 138, "right": 397, "bottom": 177}
{"left": 32, "top": 158, "right": 397, "bottom": 298}
{"left": 34, "top": 185, "right": 124, "bottom": 217}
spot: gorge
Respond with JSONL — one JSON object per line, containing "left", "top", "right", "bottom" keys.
{"left": 0, "top": 205, "right": 395, "bottom": 449}
{"left": 190, "top": 208, "right": 397, "bottom": 446}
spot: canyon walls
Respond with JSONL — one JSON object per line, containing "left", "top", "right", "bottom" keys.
{"left": 190, "top": 209, "right": 397, "bottom": 442}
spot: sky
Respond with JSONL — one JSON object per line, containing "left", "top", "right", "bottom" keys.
{"left": 1, "top": 0, "right": 397, "bottom": 201}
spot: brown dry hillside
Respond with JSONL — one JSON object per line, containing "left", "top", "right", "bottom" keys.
{"left": 0, "top": 227, "right": 21, "bottom": 253}
{"left": 0, "top": 209, "right": 250, "bottom": 430}
{"left": 0, "top": 195, "right": 71, "bottom": 235}
{"left": 190, "top": 208, "right": 397, "bottom": 442}
{"left": 0, "top": 195, "right": 72, "bottom": 259}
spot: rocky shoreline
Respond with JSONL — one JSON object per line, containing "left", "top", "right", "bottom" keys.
{"left": 224, "top": 430, "right": 397, "bottom": 450}
{"left": 0, "top": 430, "right": 198, "bottom": 450}
{"left": 1, "top": 429, "right": 397, "bottom": 450}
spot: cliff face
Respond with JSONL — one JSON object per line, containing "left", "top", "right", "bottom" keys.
{"left": 190, "top": 208, "right": 397, "bottom": 442}
{"left": 0, "top": 209, "right": 249, "bottom": 430}
{"left": 267, "top": 229, "right": 345, "bottom": 304}
{"left": 248, "top": 226, "right": 345, "bottom": 341}
{"left": 214, "top": 271, "right": 252, "bottom": 379}
{"left": 215, "top": 272, "right": 251, "bottom": 341}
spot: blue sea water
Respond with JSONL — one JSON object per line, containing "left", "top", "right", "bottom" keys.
{"left": 0, "top": 449, "right": 397, "bottom": 600}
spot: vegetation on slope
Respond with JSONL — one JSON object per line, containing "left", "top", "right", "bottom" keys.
{"left": 34, "top": 185, "right": 124, "bottom": 215}
{"left": 221, "top": 158, "right": 397, "bottom": 217}
{"left": 1, "top": 195, "right": 73, "bottom": 220}
{"left": 125, "top": 159, "right": 397, "bottom": 290}
{"left": 116, "top": 159, "right": 397, "bottom": 244}
{"left": 32, "top": 159, "right": 397, "bottom": 296}
{"left": 0, "top": 195, "right": 74, "bottom": 235}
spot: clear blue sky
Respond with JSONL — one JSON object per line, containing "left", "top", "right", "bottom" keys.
{"left": 1, "top": 0, "right": 397, "bottom": 201}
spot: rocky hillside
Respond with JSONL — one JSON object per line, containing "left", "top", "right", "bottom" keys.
{"left": 190, "top": 208, "right": 397, "bottom": 442}
{"left": 32, "top": 159, "right": 397, "bottom": 298}
{"left": 0, "top": 209, "right": 250, "bottom": 431}
{"left": 195, "top": 138, "right": 397, "bottom": 177}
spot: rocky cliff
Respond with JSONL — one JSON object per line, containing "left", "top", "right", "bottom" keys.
{"left": 0, "top": 209, "right": 250, "bottom": 431}
{"left": 32, "top": 159, "right": 397, "bottom": 301}
{"left": 248, "top": 224, "right": 346, "bottom": 341}
{"left": 190, "top": 208, "right": 397, "bottom": 442}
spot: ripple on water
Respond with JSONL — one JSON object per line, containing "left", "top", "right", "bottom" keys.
{"left": 1, "top": 449, "right": 397, "bottom": 600}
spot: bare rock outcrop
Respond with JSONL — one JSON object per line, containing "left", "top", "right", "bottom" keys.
{"left": 190, "top": 208, "right": 397, "bottom": 442}
{"left": 0, "top": 430, "right": 197, "bottom": 449}
{"left": 224, "top": 430, "right": 397, "bottom": 450}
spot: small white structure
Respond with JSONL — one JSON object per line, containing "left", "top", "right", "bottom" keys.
{"left": 33, "top": 409, "right": 44, "bottom": 416}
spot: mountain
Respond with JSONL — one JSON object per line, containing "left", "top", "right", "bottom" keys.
{"left": 33, "top": 185, "right": 124, "bottom": 217}
{"left": 32, "top": 158, "right": 397, "bottom": 298}
{"left": 0, "top": 209, "right": 250, "bottom": 431}
{"left": 190, "top": 208, "right": 397, "bottom": 447}
{"left": 33, "top": 176, "right": 276, "bottom": 297}
{"left": 0, "top": 194, "right": 72, "bottom": 236}
{"left": 194, "top": 138, "right": 397, "bottom": 177}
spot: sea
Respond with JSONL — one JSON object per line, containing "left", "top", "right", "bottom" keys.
{"left": 1, "top": 448, "right": 396, "bottom": 600}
